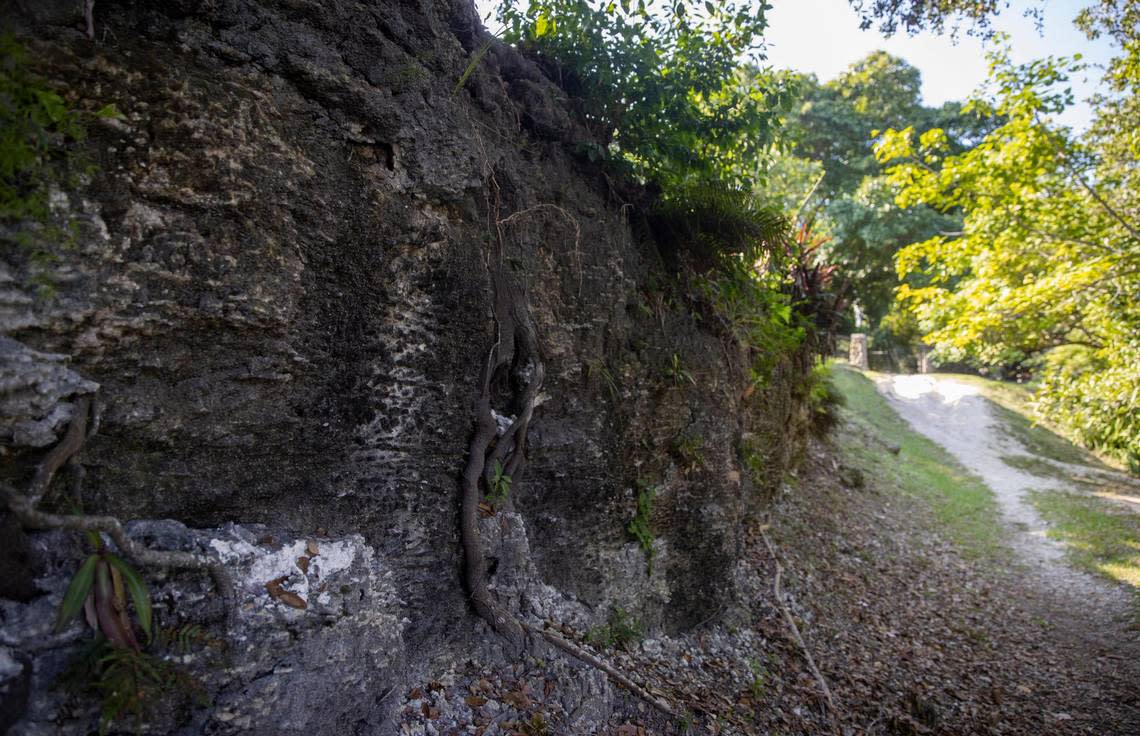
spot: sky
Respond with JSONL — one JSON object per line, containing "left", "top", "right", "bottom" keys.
{"left": 473, "top": 0, "right": 1118, "bottom": 131}
{"left": 760, "top": 0, "right": 1115, "bottom": 130}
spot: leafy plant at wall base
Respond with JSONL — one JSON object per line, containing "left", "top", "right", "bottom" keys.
{"left": 62, "top": 639, "right": 205, "bottom": 735}
{"left": 585, "top": 607, "right": 644, "bottom": 651}
{"left": 55, "top": 537, "right": 208, "bottom": 732}
{"left": 56, "top": 544, "right": 153, "bottom": 649}
{"left": 803, "top": 362, "right": 846, "bottom": 437}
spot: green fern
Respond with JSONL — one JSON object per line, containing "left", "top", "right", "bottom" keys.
{"left": 486, "top": 459, "right": 512, "bottom": 509}
{"left": 627, "top": 482, "right": 657, "bottom": 572}
{"left": 652, "top": 182, "right": 792, "bottom": 267}
{"left": 62, "top": 639, "right": 205, "bottom": 734}
{"left": 453, "top": 42, "right": 491, "bottom": 96}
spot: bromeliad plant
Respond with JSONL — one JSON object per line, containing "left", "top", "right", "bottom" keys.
{"left": 54, "top": 534, "right": 209, "bottom": 732}
{"left": 56, "top": 532, "right": 153, "bottom": 649}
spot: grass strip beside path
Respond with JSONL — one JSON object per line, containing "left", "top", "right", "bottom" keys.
{"left": 830, "top": 366, "right": 1007, "bottom": 562}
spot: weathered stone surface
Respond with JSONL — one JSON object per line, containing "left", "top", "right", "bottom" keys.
{"left": 3, "top": 523, "right": 403, "bottom": 736}
{"left": 0, "top": 337, "right": 99, "bottom": 448}
{"left": 0, "top": 1, "right": 817, "bottom": 732}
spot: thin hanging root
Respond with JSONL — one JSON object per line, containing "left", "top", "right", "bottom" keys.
{"left": 760, "top": 527, "right": 841, "bottom": 735}
{"left": 84, "top": 0, "right": 96, "bottom": 40}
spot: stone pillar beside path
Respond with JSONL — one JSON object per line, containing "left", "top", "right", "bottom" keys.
{"left": 850, "top": 333, "right": 869, "bottom": 370}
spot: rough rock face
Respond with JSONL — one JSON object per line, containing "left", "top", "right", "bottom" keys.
{"left": 0, "top": 1, "right": 816, "bottom": 732}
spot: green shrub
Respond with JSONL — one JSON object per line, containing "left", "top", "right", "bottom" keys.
{"left": 804, "top": 362, "right": 845, "bottom": 437}
{"left": 652, "top": 182, "right": 791, "bottom": 267}
{"left": 0, "top": 35, "right": 85, "bottom": 223}
{"left": 585, "top": 607, "right": 644, "bottom": 650}
{"left": 694, "top": 259, "right": 804, "bottom": 388}
{"left": 627, "top": 481, "right": 657, "bottom": 570}
{"left": 494, "top": 1, "right": 794, "bottom": 189}
{"left": 1034, "top": 342, "right": 1140, "bottom": 472}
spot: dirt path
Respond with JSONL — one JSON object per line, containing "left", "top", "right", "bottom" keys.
{"left": 874, "top": 373, "right": 1136, "bottom": 636}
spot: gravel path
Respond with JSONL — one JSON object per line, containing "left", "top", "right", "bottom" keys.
{"left": 875, "top": 373, "right": 1136, "bottom": 635}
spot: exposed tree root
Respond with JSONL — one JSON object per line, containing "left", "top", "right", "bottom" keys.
{"left": 4, "top": 395, "right": 235, "bottom": 626}
{"left": 524, "top": 622, "right": 680, "bottom": 719}
{"left": 457, "top": 163, "right": 680, "bottom": 715}
{"left": 761, "top": 526, "right": 842, "bottom": 735}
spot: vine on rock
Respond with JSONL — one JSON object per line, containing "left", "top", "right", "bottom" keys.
{"left": 456, "top": 152, "right": 677, "bottom": 716}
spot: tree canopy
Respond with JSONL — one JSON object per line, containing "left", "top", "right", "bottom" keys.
{"left": 878, "top": 31, "right": 1140, "bottom": 468}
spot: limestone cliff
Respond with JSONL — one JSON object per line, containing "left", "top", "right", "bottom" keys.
{"left": 0, "top": 2, "right": 819, "bottom": 733}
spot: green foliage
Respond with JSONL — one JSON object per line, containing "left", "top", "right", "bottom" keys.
{"left": 695, "top": 259, "right": 804, "bottom": 388}
{"left": 665, "top": 352, "right": 695, "bottom": 386}
{"left": 585, "top": 607, "right": 643, "bottom": 650}
{"left": 155, "top": 624, "right": 217, "bottom": 655}
{"left": 747, "top": 657, "right": 770, "bottom": 700}
{"left": 1028, "top": 489, "right": 1140, "bottom": 607}
{"left": 104, "top": 553, "right": 153, "bottom": 640}
{"left": 627, "top": 481, "right": 656, "bottom": 570}
{"left": 495, "top": 0, "right": 794, "bottom": 188}
{"left": 1034, "top": 346, "right": 1140, "bottom": 472}
{"left": 56, "top": 554, "right": 99, "bottom": 633}
{"left": 0, "top": 35, "right": 84, "bottom": 222}
{"left": 652, "top": 181, "right": 791, "bottom": 266}
{"left": 803, "top": 362, "right": 845, "bottom": 437}
{"left": 771, "top": 51, "right": 997, "bottom": 343}
{"left": 63, "top": 639, "right": 205, "bottom": 735}
{"left": 671, "top": 433, "right": 706, "bottom": 473}
{"left": 782, "top": 52, "right": 924, "bottom": 200}
{"left": 822, "top": 175, "right": 959, "bottom": 326}
{"left": 847, "top": 0, "right": 1019, "bottom": 37}
{"left": 878, "top": 41, "right": 1140, "bottom": 470}
{"left": 56, "top": 538, "right": 212, "bottom": 732}
{"left": 453, "top": 42, "right": 491, "bottom": 95}
{"left": 56, "top": 548, "right": 153, "bottom": 650}
{"left": 486, "top": 459, "right": 512, "bottom": 508}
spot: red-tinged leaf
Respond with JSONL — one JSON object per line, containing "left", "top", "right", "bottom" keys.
{"left": 105, "top": 559, "right": 140, "bottom": 648}
{"left": 55, "top": 554, "right": 98, "bottom": 632}
{"left": 93, "top": 560, "right": 138, "bottom": 650}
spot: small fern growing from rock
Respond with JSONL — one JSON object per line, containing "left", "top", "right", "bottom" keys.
{"left": 585, "top": 607, "right": 644, "bottom": 651}
{"left": 486, "top": 459, "right": 512, "bottom": 509}
{"left": 627, "top": 482, "right": 657, "bottom": 572}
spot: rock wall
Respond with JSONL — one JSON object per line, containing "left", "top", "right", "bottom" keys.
{"left": 0, "top": 1, "right": 817, "bottom": 732}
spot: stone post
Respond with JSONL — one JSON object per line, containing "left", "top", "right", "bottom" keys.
{"left": 849, "top": 333, "right": 869, "bottom": 370}
{"left": 918, "top": 344, "right": 932, "bottom": 374}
